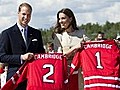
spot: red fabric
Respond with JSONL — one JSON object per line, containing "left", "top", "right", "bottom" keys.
{"left": 69, "top": 74, "right": 79, "bottom": 90}
{"left": 1, "top": 53, "right": 68, "bottom": 90}
{"left": 0, "top": 68, "right": 4, "bottom": 74}
{"left": 25, "top": 53, "right": 68, "bottom": 90}
{"left": 70, "top": 40, "right": 120, "bottom": 90}
{"left": 1, "top": 61, "right": 27, "bottom": 90}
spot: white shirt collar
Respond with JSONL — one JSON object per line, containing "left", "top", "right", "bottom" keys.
{"left": 17, "top": 22, "right": 28, "bottom": 31}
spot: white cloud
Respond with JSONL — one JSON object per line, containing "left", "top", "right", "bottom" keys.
{"left": 0, "top": 0, "right": 120, "bottom": 32}
{"left": 75, "top": 0, "right": 120, "bottom": 25}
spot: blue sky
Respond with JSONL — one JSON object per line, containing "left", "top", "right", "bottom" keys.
{"left": 0, "top": 0, "right": 120, "bottom": 32}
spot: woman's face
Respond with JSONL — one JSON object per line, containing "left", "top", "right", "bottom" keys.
{"left": 58, "top": 12, "right": 72, "bottom": 29}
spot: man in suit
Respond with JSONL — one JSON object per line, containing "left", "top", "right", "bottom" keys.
{"left": 0, "top": 2, "right": 45, "bottom": 90}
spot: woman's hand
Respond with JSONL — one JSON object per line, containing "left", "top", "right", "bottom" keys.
{"left": 63, "top": 41, "right": 84, "bottom": 58}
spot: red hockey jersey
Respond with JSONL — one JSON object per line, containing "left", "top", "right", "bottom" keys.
{"left": 70, "top": 40, "right": 120, "bottom": 90}
{"left": 1, "top": 53, "right": 68, "bottom": 90}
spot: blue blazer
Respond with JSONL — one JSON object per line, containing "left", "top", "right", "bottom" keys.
{"left": 0, "top": 24, "right": 45, "bottom": 80}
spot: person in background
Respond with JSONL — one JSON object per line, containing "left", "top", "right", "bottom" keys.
{"left": 0, "top": 63, "right": 5, "bottom": 74}
{"left": 115, "top": 35, "right": 120, "bottom": 48}
{"left": 52, "top": 8, "right": 90, "bottom": 90}
{"left": 0, "top": 29, "right": 8, "bottom": 89}
{"left": 46, "top": 42, "right": 54, "bottom": 53}
{"left": 0, "top": 2, "right": 45, "bottom": 90}
{"left": 0, "top": 63, "right": 8, "bottom": 88}
{"left": 95, "top": 31, "right": 107, "bottom": 41}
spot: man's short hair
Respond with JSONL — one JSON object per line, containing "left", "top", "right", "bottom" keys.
{"left": 18, "top": 3, "right": 32, "bottom": 13}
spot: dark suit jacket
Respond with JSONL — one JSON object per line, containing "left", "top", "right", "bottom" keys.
{"left": 0, "top": 24, "right": 45, "bottom": 80}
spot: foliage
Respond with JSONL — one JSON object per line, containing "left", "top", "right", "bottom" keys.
{"left": 40, "top": 21, "right": 120, "bottom": 45}
{"left": 40, "top": 28, "right": 54, "bottom": 45}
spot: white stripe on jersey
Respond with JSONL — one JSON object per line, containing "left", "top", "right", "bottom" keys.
{"left": 84, "top": 76, "right": 120, "bottom": 81}
{"left": 72, "top": 71, "right": 78, "bottom": 74}
{"left": 16, "top": 71, "right": 20, "bottom": 77}
{"left": 11, "top": 77, "right": 15, "bottom": 84}
{"left": 71, "top": 63, "right": 75, "bottom": 69}
{"left": 84, "top": 83, "right": 120, "bottom": 89}
{"left": 64, "top": 79, "right": 68, "bottom": 84}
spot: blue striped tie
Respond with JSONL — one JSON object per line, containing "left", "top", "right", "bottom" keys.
{"left": 24, "top": 28, "right": 27, "bottom": 41}
{"left": 21, "top": 28, "right": 27, "bottom": 45}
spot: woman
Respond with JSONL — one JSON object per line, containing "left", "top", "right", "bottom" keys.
{"left": 53, "top": 8, "right": 89, "bottom": 57}
{"left": 52, "top": 8, "right": 90, "bottom": 90}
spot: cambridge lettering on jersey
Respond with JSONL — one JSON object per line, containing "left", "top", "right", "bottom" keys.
{"left": 35, "top": 54, "right": 63, "bottom": 60}
{"left": 84, "top": 43, "right": 112, "bottom": 49}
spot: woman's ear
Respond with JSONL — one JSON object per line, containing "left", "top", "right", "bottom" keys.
{"left": 69, "top": 17, "right": 72, "bottom": 22}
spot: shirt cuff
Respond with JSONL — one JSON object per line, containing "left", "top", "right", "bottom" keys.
{"left": 20, "top": 55, "right": 23, "bottom": 64}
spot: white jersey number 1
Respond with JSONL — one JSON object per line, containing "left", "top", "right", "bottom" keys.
{"left": 95, "top": 52, "right": 103, "bottom": 69}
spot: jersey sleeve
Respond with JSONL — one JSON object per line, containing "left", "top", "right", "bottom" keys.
{"left": 1, "top": 61, "right": 28, "bottom": 90}
{"left": 70, "top": 50, "right": 82, "bottom": 75}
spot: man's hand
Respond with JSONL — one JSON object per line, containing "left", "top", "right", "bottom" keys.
{"left": 21, "top": 53, "right": 34, "bottom": 61}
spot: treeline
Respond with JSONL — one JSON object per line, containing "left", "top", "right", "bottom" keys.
{"left": 40, "top": 21, "right": 120, "bottom": 45}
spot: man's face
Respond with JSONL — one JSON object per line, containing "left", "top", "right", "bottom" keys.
{"left": 116, "top": 38, "right": 120, "bottom": 45}
{"left": 18, "top": 6, "right": 31, "bottom": 27}
{"left": 97, "top": 34, "right": 104, "bottom": 40}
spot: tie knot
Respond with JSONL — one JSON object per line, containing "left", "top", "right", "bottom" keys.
{"left": 22, "top": 28, "right": 26, "bottom": 32}
{"left": 24, "top": 28, "right": 26, "bottom": 31}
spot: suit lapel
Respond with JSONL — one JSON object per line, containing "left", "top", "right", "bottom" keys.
{"left": 13, "top": 24, "right": 27, "bottom": 50}
{"left": 26, "top": 27, "right": 33, "bottom": 50}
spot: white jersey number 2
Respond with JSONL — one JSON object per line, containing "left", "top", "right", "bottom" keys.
{"left": 43, "top": 64, "right": 54, "bottom": 83}
{"left": 95, "top": 52, "right": 103, "bottom": 69}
